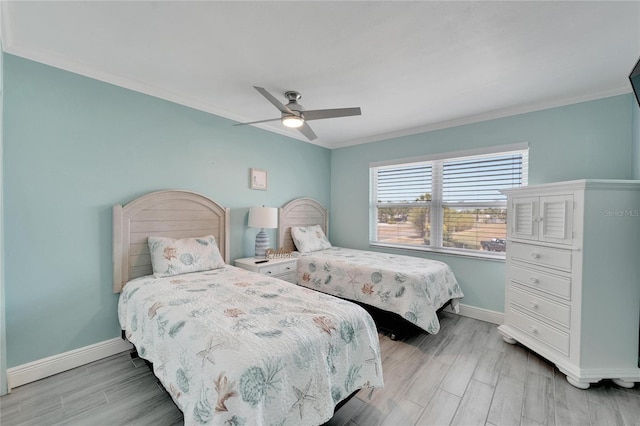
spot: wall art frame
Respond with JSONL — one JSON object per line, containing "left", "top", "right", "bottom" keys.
{"left": 250, "top": 168, "right": 268, "bottom": 190}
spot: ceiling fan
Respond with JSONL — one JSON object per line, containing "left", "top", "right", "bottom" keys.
{"left": 234, "top": 86, "right": 361, "bottom": 141}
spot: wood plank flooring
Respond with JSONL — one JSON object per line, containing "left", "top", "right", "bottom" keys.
{"left": 2, "top": 312, "right": 639, "bottom": 425}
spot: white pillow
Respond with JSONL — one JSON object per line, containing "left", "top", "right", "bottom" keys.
{"left": 290, "top": 225, "right": 332, "bottom": 253}
{"left": 148, "top": 235, "right": 225, "bottom": 277}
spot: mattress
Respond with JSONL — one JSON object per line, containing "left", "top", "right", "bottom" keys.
{"left": 118, "top": 266, "right": 383, "bottom": 426}
{"left": 296, "top": 247, "right": 464, "bottom": 334}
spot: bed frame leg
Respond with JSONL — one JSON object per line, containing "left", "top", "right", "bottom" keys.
{"left": 121, "top": 329, "right": 139, "bottom": 359}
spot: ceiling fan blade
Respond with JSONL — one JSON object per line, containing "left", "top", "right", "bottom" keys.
{"left": 303, "top": 107, "right": 361, "bottom": 121}
{"left": 254, "top": 86, "right": 293, "bottom": 114}
{"left": 298, "top": 122, "right": 317, "bottom": 141}
{"left": 233, "top": 117, "right": 281, "bottom": 126}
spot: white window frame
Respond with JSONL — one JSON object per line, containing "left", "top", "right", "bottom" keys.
{"left": 370, "top": 143, "right": 529, "bottom": 259}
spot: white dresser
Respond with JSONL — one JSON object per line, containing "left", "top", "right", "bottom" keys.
{"left": 498, "top": 179, "right": 640, "bottom": 389}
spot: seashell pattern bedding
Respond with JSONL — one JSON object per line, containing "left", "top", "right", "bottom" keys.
{"left": 296, "top": 247, "right": 464, "bottom": 334}
{"left": 118, "top": 265, "right": 383, "bottom": 426}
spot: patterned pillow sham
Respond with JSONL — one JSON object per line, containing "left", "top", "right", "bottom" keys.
{"left": 290, "top": 224, "right": 332, "bottom": 253}
{"left": 148, "top": 235, "right": 225, "bottom": 278}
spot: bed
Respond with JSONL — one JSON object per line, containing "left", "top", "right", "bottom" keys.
{"left": 113, "top": 190, "right": 383, "bottom": 426}
{"left": 278, "top": 198, "right": 464, "bottom": 336}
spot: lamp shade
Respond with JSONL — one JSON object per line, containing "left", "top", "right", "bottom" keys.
{"left": 248, "top": 206, "right": 278, "bottom": 229}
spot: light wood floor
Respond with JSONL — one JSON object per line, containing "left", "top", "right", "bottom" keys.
{"left": 1, "top": 312, "right": 639, "bottom": 426}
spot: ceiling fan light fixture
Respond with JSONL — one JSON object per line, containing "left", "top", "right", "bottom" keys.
{"left": 282, "top": 114, "right": 304, "bottom": 128}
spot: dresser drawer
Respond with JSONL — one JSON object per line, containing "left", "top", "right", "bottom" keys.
{"left": 510, "top": 285, "right": 570, "bottom": 328}
{"left": 510, "top": 242, "right": 572, "bottom": 271}
{"left": 260, "top": 262, "right": 296, "bottom": 277}
{"left": 235, "top": 257, "right": 298, "bottom": 282}
{"left": 509, "top": 307, "right": 570, "bottom": 356}
{"left": 509, "top": 264, "right": 571, "bottom": 300}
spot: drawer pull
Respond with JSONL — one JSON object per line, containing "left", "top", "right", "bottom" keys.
{"left": 266, "top": 271, "right": 272, "bottom": 274}
{"left": 529, "top": 326, "right": 538, "bottom": 334}
{"left": 529, "top": 301, "right": 539, "bottom": 309}
{"left": 530, "top": 277, "right": 539, "bottom": 284}
{"left": 531, "top": 252, "right": 540, "bottom": 259}
{"left": 285, "top": 267, "right": 291, "bottom": 271}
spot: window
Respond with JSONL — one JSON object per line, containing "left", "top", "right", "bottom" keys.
{"left": 370, "top": 144, "right": 528, "bottom": 258}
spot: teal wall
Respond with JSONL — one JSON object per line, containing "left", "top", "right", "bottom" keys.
{"left": 330, "top": 95, "right": 635, "bottom": 313}
{"left": 3, "top": 54, "right": 331, "bottom": 367}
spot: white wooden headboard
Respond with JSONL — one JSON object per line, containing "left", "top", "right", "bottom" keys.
{"left": 112, "top": 190, "right": 230, "bottom": 292}
{"left": 278, "top": 198, "right": 328, "bottom": 252}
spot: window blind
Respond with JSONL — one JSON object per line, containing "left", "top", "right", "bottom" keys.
{"left": 376, "top": 163, "right": 432, "bottom": 204}
{"left": 442, "top": 153, "right": 527, "bottom": 204}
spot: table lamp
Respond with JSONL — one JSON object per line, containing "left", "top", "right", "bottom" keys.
{"left": 248, "top": 206, "right": 278, "bottom": 258}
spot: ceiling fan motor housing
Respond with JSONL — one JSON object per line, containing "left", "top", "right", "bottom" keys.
{"left": 284, "top": 91, "right": 304, "bottom": 112}
{"left": 285, "top": 90, "right": 302, "bottom": 102}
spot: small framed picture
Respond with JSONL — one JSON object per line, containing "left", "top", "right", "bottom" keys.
{"left": 250, "top": 168, "right": 268, "bottom": 190}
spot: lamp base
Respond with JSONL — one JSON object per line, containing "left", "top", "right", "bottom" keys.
{"left": 254, "top": 229, "right": 270, "bottom": 258}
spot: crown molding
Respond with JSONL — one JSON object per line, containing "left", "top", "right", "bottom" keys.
{"left": 329, "top": 87, "right": 633, "bottom": 149}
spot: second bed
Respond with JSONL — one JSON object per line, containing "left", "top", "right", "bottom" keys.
{"left": 278, "top": 198, "right": 464, "bottom": 335}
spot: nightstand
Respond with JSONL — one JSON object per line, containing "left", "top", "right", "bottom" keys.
{"left": 234, "top": 256, "right": 297, "bottom": 284}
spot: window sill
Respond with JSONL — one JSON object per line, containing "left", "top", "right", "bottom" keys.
{"left": 369, "top": 242, "right": 506, "bottom": 262}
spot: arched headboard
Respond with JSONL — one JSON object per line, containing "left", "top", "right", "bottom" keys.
{"left": 278, "top": 198, "right": 328, "bottom": 252}
{"left": 113, "top": 190, "right": 230, "bottom": 292}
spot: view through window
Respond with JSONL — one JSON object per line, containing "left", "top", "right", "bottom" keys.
{"left": 371, "top": 145, "right": 528, "bottom": 257}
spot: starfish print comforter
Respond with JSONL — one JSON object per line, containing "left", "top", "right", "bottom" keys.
{"left": 118, "top": 265, "right": 383, "bottom": 425}
{"left": 296, "top": 247, "right": 464, "bottom": 334}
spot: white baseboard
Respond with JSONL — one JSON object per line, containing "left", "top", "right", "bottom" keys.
{"left": 445, "top": 303, "right": 504, "bottom": 325}
{"left": 6, "top": 337, "right": 132, "bottom": 392}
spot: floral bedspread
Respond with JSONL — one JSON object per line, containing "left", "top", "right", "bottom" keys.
{"left": 296, "top": 247, "right": 464, "bottom": 334}
{"left": 118, "top": 266, "right": 383, "bottom": 426}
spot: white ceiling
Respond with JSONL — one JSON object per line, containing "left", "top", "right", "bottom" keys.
{"left": 2, "top": 1, "right": 639, "bottom": 149}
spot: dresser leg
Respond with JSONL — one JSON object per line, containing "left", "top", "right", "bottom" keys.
{"left": 502, "top": 335, "right": 517, "bottom": 344}
{"left": 497, "top": 326, "right": 517, "bottom": 344}
{"left": 612, "top": 378, "right": 636, "bottom": 389}
{"left": 566, "top": 376, "right": 590, "bottom": 389}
